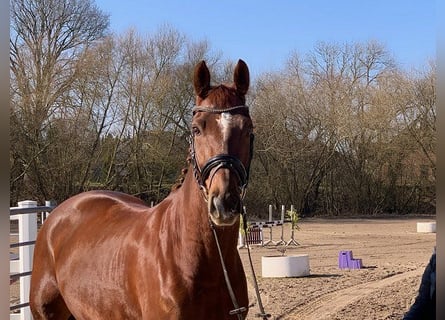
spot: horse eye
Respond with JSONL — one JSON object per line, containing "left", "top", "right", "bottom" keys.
{"left": 192, "top": 126, "right": 201, "bottom": 136}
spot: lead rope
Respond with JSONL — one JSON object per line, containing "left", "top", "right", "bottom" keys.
{"left": 242, "top": 207, "right": 271, "bottom": 320}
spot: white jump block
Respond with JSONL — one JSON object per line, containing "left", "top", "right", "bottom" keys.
{"left": 262, "top": 254, "right": 310, "bottom": 278}
{"left": 417, "top": 222, "right": 436, "bottom": 233}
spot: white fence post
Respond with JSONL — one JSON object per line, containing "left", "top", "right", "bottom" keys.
{"left": 17, "top": 200, "right": 37, "bottom": 320}
{"left": 43, "top": 200, "right": 54, "bottom": 222}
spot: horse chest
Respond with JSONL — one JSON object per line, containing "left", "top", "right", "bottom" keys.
{"left": 135, "top": 250, "right": 248, "bottom": 319}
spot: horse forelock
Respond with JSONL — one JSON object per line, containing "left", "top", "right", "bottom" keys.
{"left": 197, "top": 84, "right": 246, "bottom": 110}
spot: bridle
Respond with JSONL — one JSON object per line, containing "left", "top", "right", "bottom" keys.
{"left": 189, "top": 105, "right": 254, "bottom": 201}
{"left": 188, "top": 105, "right": 270, "bottom": 320}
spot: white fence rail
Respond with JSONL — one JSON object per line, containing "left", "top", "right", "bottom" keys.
{"left": 10, "top": 200, "right": 55, "bottom": 320}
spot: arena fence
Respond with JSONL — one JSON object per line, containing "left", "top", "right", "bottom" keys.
{"left": 10, "top": 200, "right": 55, "bottom": 320}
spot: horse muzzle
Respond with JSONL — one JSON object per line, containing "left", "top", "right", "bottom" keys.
{"left": 198, "top": 155, "right": 247, "bottom": 226}
{"left": 208, "top": 188, "right": 242, "bottom": 226}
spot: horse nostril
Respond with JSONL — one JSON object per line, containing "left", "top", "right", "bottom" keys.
{"left": 210, "top": 195, "right": 223, "bottom": 218}
{"left": 218, "top": 192, "right": 240, "bottom": 210}
{"left": 209, "top": 191, "right": 240, "bottom": 212}
{"left": 224, "top": 192, "right": 239, "bottom": 208}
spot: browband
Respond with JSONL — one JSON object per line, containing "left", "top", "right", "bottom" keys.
{"left": 192, "top": 105, "right": 249, "bottom": 114}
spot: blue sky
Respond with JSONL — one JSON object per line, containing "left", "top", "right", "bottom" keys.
{"left": 95, "top": 0, "right": 436, "bottom": 78}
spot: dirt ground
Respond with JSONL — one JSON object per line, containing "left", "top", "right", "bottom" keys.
{"left": 10, "top": 217, "right": 436, "bottom": 319}
{"left": 238, "top": 217, "right": 436, "bottom": 320}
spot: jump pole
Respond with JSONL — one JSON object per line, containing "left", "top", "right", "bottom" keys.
{"left": 275, "top": 205, "right": 286, "bottom": 246}
{"left": 262, "top": 205, "right": 276, "bottom": 246}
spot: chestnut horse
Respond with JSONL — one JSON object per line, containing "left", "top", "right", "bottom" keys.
{"left": 30, "top": 60, "right": 254, "bottom": 319}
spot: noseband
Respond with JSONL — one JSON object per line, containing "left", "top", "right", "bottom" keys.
{"left": 189, "top": 105, "right": 254, "bottom": 201}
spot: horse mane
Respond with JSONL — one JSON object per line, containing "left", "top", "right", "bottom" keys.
{"left": 171, "top": 152, "right": 192, "bottom": 191}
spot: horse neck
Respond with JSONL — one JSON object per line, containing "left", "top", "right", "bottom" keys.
{"left": 169, "top": 167, "right": 240, "bottom": 261}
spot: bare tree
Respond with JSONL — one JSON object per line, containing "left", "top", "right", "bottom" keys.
{"left": 10, "top": 10, "right": 434, "bottom": 216}
{"left": 10, "top": 0, "right": 109, "bottom": 203}
{"left": 249, "top": 40, "right": 434, "bottom": 216}
{"left": 380, "top": 64, "right": 436, "bottom": 212}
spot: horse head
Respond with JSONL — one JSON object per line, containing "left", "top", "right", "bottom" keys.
{"left": 191, "top": 59, "right": 254, "bottom": 226}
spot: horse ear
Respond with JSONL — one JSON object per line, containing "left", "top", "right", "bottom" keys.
{"left": 193, "top": 60, "right": 211, "bottom": 98}
{"left": 233, "top": 59, "right": 250, "bottom": 95}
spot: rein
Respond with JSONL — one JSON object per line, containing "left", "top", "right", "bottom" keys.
{"left": 210, "top": 208, "right": 271, "bottom": 320}
{"left": 190, "top": 105, "right": 270, "bottom": 319}
{"left": 241, "top": 207, "right": 271, "bottom": 319}
{"left": 210, "top": 223, "right": 247, "bottom": 319}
